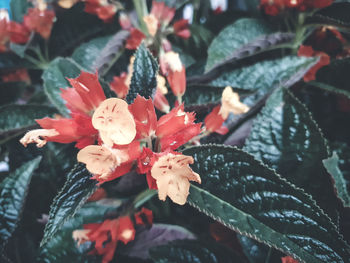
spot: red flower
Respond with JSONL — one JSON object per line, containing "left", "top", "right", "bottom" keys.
{"left": 0, "top": 19, "right": 9, "bottom": 52}
{"left": 154, "top": 89, "right": 170, "bottom": 113}
{"left": 84, "top": 0, "right": 117, "bottom": 23}
{"left": 173, "top": 19, "right": 190, "bottom": 39}
{"left": 110, "top": 72, "right": 129, "bottom": 99}
{"left": 129, "top": 95, "right": 158, "bottom": 139}
{"left": 298, "top": 45, "right": 330, "bottom": 82}
{"left": 281, "top": 256, "right": 299, "bottom": 263}
{"left": 134, "top": 207, "right": 153, "bottom": 225}
{"left": 167, "top": 67, "right": 186, "bottom": 97}
{"left": 204, "top": 105, "right": 227, "bottom": 134}
{"left": 36, "top": 112, "right": 97, "bottom": 148}
{"left": 260, "top": 0, "right": 284, "bottom": 15}
{"left": 150, "top": 0, "right": 175, "bottom": 26}
{"left": 137, "top": 147, "right": 157, "bottom": 189}
{"left": 125, "top": 28, "right": 145, "bottom": 50}
{"left": 7, "top": 21, "right": 30, "bottom": 44}
{"left": 23, "top": 8, "right": 55, "bottom": 40}
{"left": 119, "top": 12, "right": 132, "bottom": 30}
{"left": 66, "top": 71, "right": 106, "bottom": 113}
{"left": 156, "top": 104, "right": 201, "bottom": 150}
{"left": 1, "top": 69, "right": 30, "bottom": 84}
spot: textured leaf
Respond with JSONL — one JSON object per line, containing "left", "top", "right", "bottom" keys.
{"left": 72, "top": 35, "right": 112, "bottom": 71}
{"left": 210, "top": 56, "right": 317, "bottom": 106}
{"left": 331, "top": 142, "right": 350, "bottom": 194}
{"left": 150, "top": 239, "right": 244, "bottom": 263}
{"left": 122, "top": 224, "right": 195, "bottom": 259}
{"left": 92, "top": 30, "right": 130, "bottom": 76}
{"left": 39, "top": 203, "right": 114, "bottom": 263}
{"left": 10, "top": 0, "right": 29, "bottom": 22}
{"left": 42, "top": 57, "right": 82, "bottom": 116}
{"left": 205, "top": 18, "right": 274, "bottom": 72}
{"left": 180, "top": 85, "right": 224, "bottom": 106}
{"left": 0, "top": 104, "right": 57, "bottom": 134}
{"left": 0, "top": 157, "right": 41, "bottom": 252}
{"left": 0, "top": 53, "right": 30, "bottom": 70}
{"left": 183, "top": 145, "right": 350, "bottom": 263}
{"left": 40, "top": 164, "right": 97, "bottom": 247}
{"left": 126, "top": 44, "right": 159, "bottom": 103}
{"left": 244, "top": 88, "right": 341, "bottom": 223}
{"left": 323, "top": 152, "right": 350, "bottom": 207}
{"left": 309, "top": 3, "right": 350, "bottom": 30}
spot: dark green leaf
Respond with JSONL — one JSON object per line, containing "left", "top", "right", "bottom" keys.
{"left": 0, "top": 82, "right": 26, "bottom": 104}
{"left": 0, "top": 104, "right": 57, "bottom": 134}
{"left": 323, "top": 152, "right": 350, "bottom": 207}
{"left": 150, "top": 239, "right": 244, "bottom": 263}
{"left": 205, "top": 18, "right": 274, "bottom": 72}
{"left": 0, "top": 157, "right": 41, "bottom": 252}
{"left": 40, "top": 164, "right": 97, "bottom": 247}
{"left": 181, "top": 85, "right": 224, "bottom": 106}
{"left": 244, "top": 88, "right": 341, "bottom": 223}
{"left": 126, "top": 44, "right": 158, "bottom": 103}
{"left": 315, "top": 57, "right": 350, "bottom": 98}
{"left": 92, "top": 30, "right": 129, "bottom": 76}
{"left": 183, "top": 145, "right": 350, "bottom": 263}
{"left": 122, "top": 224, "right": 195, "bottom": 259}
{"left": 211, "top": 56, "right": 317, "bottom": 106}
{"left": 10, "top": 0, "right": 29, "bottom": 22}
{"left": 9, "top": 43, "right": 27, "bottom": 58}
{"left": 309, "top": 3, "right": 350, "bottom": 30}
{"left": 72, "top": 35, "right": 112, "bottom": 71}
{"left": 39, "top": 203, "right": 114, "bottom": 263}
{"left": 0, "top": 53, "right": 30, "bottom": 70}
{"left": 42, "top": 57, "right": 82, "bottom": 116}
{"left": 331, "top": 142, "right": 350, "bottom": 194}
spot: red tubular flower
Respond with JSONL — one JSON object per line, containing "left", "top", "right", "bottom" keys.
{"left": 134, "top": 207, "right": 153, "bottom": 225}
{"left": 260, "top": 0, "right": 285, "bottom": 15}
{"left": 298, "top": 45, "right": 330, "bottom": 82}
{"left": 137, "top": 147, "right": 157, "bottom": 189}
{"left": 84, "top": 0, "right": 117, "bottom": 23}
{"left": 67, "top": 71, "right": 106, "bottom": 112}
{"left": 1, "top": 69, "right": 30, "bottom": 84}
{"left": 173, "top": 19, "right": 190, "bottom": 39}
{"left": 167, "top": 67, "right": 186, "bottom": 97}
{"left": 0, "top": 19, "right": 9, "bottom": 52}
{"left": 7, "top": 21, "right": 30, "bottom": 44}
{"left": 119, "top": 12, "right": 132, "bottom": 30}
{"left": 151, "top": 0, "right": 175, "bottom": 26}
{"left": 23, "top": 8, "right": 55, "bottom": 40}
{"left": 87, "top": 187, "right": 107, "bottom": 202}
{"left": 129, "top": 95, "right": 158, "bottom": 139}
{"left": 156, "top": 105, "right": 201, "bottom": 150}
{"left": 154, "top": 89, "right": 170, "bottom": 113}
{"left": 36, "top": 112, "right": 97, "bottom": 148}
{"left": 204, "top": 105, "right": 228, "bottom": 134}
{"left": 125, "top": 28, "right": 145, "bottom": 50}
{"left": 110, "top": 72, "right": 129, "bottom": 99}
{"left": 281, "top": 256, "right": 299, "bottom": 263}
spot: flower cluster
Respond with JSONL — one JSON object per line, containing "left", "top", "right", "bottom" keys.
{"left": 260, "top": 0, "right": 333, "bottom": 16}
{"left": 83, "top": 0, "right": 123, "bottom": 23}
{"left": 121, "top": 1, "right": 190, "bottom": 50}
{"left": 72, "top": 207, "right": 153, "bottom": 263}
{"left": 0, "top": 1, "right": 55, "bottom": 52}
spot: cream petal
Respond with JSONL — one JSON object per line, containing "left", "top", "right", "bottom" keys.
{"left": 19, "top": 129, "right": 59, "bottom": 148}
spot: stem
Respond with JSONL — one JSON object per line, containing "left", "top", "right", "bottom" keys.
{"left": 264, "top": 247, "right": 273, "bottom": 263}
{"left": 176, "top": 95, "right": 183, "bottom": 105}
{"left": 132, "top": 189, "right": 157, "bottom": 209}
{"left": 132, "top": 0, "right": 148, "bottom": 33}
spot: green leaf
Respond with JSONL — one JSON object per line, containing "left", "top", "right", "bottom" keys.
{"left": 126, "top": 43, "right": 159, "bottom": 103}
{"left": 331, "top": 142, "right": 350, "bottom": 194}
{"left": 0, "top": 104, "right": 57, "bottom": 134}
{"left": 39, "top": 202, "right": 114, "bottom": 263}
{"left": 323, "top": 152, "right": 350, "bottom": 207}
{"left": 205, "top": 18, "right": 274, "bottom": 72}
{"left": 42, "top": 57, "right": 82, "bottom": 116}
{"left": 72, "top": 35, "right": 112, "bottom": 71}
{"left": 181, "top": 85, "right": 224, "bottom": 106}
{"left": 244, "top": 88, "right": 341, "bottom": 223}
{"left": 310, "top": 3, "right": 350, "bottom": 30}
{"left": 40, "top": 164, "right": 97, "bottom": 247}
{"left": 9, "top": 43, "right": 28, "bottom": 58}
{"left": 0, "top": 157, "right": 42, "bottom": 252}
{"left": 210, "top": 56, "right": 317, "bottom": 106}
{"left": 10, "top": 0, "right": 29, "bottom": 22}
{"left": 0, "top": 82, "right": 26, "bottom": 105}
{"left": 183, "top": 145, "right": 350, "bottom": 263}
{"left": 315, "top": 57, "right": 350, "bottom": 98}
{"left": 150, "top": 239, "right": 243, "bottom": 263}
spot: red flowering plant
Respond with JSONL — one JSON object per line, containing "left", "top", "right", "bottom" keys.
{"left": 2, "top": 1, "right": 350, "bottom": 263}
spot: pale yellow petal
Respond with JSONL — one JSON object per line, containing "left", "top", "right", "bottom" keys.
{"left": 151, "top": 153, "right": 201, "bottom": 205}
{"left": 163, "top": 51, "right": 183, "bottom": 72}
{"left": 143, "top": 14, "right": 158, "bottom": 36}
{"left": 20, "top": 129, "right": 59, "bottom": 148}
{"left": 72, "top": 229, "right": 91, "bottom": 246}
{"left": 157, "top": 75, "right": 168, "bottom": 95}
{"left": 219, "top": 86, "right": 250, "bottom": 119}
{"left": 92, "top": 98, "right": 136, "bottom": 145}
{"left": 77, "top": 145, "right": 117, "bottom": 177}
